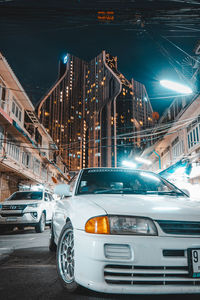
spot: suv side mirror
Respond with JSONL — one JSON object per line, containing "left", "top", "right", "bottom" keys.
{"left": 54, "top": 184, "right": 72, "bottom": 197}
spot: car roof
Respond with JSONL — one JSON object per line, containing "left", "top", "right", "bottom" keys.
{"left": 81, "top": 167, "right": 158, "bottom": 174}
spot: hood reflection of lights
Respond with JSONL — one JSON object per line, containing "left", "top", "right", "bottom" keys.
{"left": 153, "top": 207, "right": 180, "bottom": 211}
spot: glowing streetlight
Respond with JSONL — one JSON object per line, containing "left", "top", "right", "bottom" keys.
{"left": 160, "top": 80, "right": 192, "bottom": 95}
{"left": 135, "top": 156, "right": 152, "bottom": 165}
{"left": 122, "top": 160, "right": 137, "bottom": 169}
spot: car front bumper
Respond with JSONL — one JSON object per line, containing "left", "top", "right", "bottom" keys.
{"left": 0, "top": 211, "right": 40, "bottom": 226}
{"left": 74, "top": 229, "right": 200, "bottom": 294}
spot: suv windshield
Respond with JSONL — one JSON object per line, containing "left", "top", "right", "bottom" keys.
{"left": 8, "top": 191, "right": 43, "bottom": 201}
{"left": 77, "top": 169, "right": 184, "bottom": 196}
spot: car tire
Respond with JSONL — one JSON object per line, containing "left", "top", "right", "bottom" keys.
{"left": 49, "top": 224, "right": 57, "bottom": 252}
{"left": 35, "top": 213, "right": 46, "bottom": 233}
{"left": 56, "top": 222, "right": 80, "bottom": 293}
{"left": 0, "top": 226, "right": 6, "bottom": 234}
{"left": 17, "top": 225, "right": 24, "bottom": 230}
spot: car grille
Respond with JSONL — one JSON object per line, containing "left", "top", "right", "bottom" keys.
{"left": 1, "top": 213, "right": 24, "bottom": 217}
{"left": 104, "top": 265, "right": 200, "bottom": 285}
{"left": 2, "top": 205, "right": 27, "bottom": 211}
{"left": 156, "top": 220, "right": 200, "bottom": 235}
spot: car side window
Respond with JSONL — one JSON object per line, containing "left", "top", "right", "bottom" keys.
{"left": 48, "top": 194, "right": 53, "bottom": 202}
{"left": 44, "top": 193, "right": 49, "bottom": 202}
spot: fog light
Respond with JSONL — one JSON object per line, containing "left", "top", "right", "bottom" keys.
{"left": 31, "top": 212, "right": 38, "bottom": 219}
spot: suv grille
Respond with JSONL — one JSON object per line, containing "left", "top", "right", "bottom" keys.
{"left": 157, "top": 220, "right": 200, "bottom": 235}
{"left": 1, "top": 213, "right": 24, "bottom": 217}
{"left": 104, "top": 265, "right": 200, "bottom": 286}
{"left": 2, "top": 205, "right": 27, "bottom": 211}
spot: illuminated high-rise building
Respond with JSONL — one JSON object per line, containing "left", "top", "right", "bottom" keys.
{"left": 36, "top": 51, "right": 153, "bottom": 170}
{"left": 36, "top": 54, "right": 85, "bottom": 171}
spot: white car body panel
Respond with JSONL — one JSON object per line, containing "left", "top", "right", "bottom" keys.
{"left": 53, "top": 194, "right": 200, "bottom": 233}
{"left": 53, "top": 197, "right": 106, "bottom": 244}
{"left": 52, "top": 168, "right": 200, "bottom": 294}
{"left": 74, "top": 230, "right": 200, "bottom": 294}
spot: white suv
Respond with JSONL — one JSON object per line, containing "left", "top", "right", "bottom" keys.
{"left": 0, "top": 190, "right": 55, "bottom": 233}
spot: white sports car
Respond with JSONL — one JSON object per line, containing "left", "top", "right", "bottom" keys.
{"left": 50, "top": 168, "right": 200, "bottom": 294}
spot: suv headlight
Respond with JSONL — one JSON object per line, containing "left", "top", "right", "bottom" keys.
{"left": 27, "top": 203, "right": 39, "bottom": 208}
{"left": 85, "top": 215, "right": 158, "bottom": 236}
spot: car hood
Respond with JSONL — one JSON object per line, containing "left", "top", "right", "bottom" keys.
{"left": 77, "top": 194, "right": 200, "bottom": 222}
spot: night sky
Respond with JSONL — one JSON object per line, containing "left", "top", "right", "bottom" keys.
{"left": 1, "top": 0, "right": 200, "bottom": 115}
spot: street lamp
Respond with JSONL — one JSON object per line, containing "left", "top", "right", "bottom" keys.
{"left": 160, "top": 80, "right": 193, "bottom": 95}
{"left": 135, "top": 156, "right": 152, "bottom": 165}
{"left": 122, "top": 160, "right": 137, "bottom": 168}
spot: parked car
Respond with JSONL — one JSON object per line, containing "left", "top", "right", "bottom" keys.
{"left": 51, "top": 167, "right": 200, "bottom": 294}
{"left": 0, "top": 190, "right": 55, "bottom": 233}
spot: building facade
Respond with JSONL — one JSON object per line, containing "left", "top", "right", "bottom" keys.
{"left": 37, "top": 51, "right": 154, "bottom": 170}
{"left": 139, "top": 40, "right": 200, "bottom": 199}
{"left": 140, "top": 94, "right": 200, "bottom": 200}
{"left": 0, "top": 52, "right": 67, "bottom": 201}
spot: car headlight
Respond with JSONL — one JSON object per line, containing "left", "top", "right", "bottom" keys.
{"left": 109, "top": 216, "right": 158, "bottom": 236}
{"left": 27, "top": 203, "right": 39, "bottom": 208}
{"left": 85, "top": 215, "right": 158, "bottom": 236}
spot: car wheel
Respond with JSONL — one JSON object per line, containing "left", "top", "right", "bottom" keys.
{"left": 56, "top": 222, "right": 79, "bottom": 293}
{"left": 35, "top": 213, "right": 46, "bottom": 233}
{"left": 49, "top": 224, "right": 57, "bottom": 252}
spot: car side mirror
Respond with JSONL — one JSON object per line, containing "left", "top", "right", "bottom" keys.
{"left": 182, "top": 189, "right": 190, "bottom": 197}
{"left": 54, "top": 184, "right": 72, "bottom": 197}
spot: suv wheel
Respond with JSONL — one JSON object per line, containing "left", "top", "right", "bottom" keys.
{"left": 35, "top": 213, "right": 46, "bottom": 233}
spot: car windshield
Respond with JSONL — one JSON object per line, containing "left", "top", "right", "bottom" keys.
{"left": 76, "top": 169, "right": 185, "bottom": 196}
{"left": 8, "top": 191, "right": 43, "bottom": 201}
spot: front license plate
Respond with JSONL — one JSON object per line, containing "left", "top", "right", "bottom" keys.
{"left": 6, "top": 217, "right": 17, "bottom": 222}
{"left": 188, "top": 248, "right": 200, "bottom": 278}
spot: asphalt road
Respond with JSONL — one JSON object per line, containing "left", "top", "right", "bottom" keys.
{"left": 0, "top": 228, "right": 200, "bottom": 300}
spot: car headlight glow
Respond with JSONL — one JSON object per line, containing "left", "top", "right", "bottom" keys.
{"left": 85, "top": 215, "right": 158, "bottom": 236}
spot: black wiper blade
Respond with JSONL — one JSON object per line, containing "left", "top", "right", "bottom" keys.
{"left": 146, "top": 190, "right": 183, "bottom": 196}
{"left": 94, "top": 189, "right": 148, "bottom": 194}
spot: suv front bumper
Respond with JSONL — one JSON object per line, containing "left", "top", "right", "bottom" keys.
{"left": 0, "top": 211, "right": 40, "bottom": 226}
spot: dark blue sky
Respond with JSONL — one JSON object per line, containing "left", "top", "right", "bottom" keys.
{"left": 0, "top": 0, "right": 199, "bottom": 115}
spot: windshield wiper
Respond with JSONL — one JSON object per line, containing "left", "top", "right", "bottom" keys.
{"left": 94, "top": 189, "right": 148, "bottom": 194}
{"left": 146, "top": 190, "right": 183, "bottom": 196}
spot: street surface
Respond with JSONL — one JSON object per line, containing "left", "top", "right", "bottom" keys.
{"left": 0, "top": 228, "right": 200, "bottom": 300}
